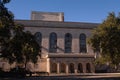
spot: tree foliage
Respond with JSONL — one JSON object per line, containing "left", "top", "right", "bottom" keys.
{"left": 4, "top": 25, "right": 40, "bottom": 68}
{"left": 89, "top": 12, "right": 120, "bottom": 66}
{"left": 0, "top": 0, "right": 13, "bottom": 56}
{"left": 0, "top": 0, "right": 11, "bottom": 4}
{"left": 0, "top": 0, "right": 40, "bottom": 69}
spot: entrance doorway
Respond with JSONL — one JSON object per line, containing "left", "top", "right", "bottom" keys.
{"left": 60, "top": 63, "right": 66, "bottom": 73}
{"left": 86, "top": 63, "right": 91, "bottom": 73}
{"left": 51, "top": 63, "right": 57, "bottom": 73}
{"left": 69, "top": 63, "right": 74, "bottom": 73}
{"left": 78, "top": 63, "right": 83, "bottom": 73}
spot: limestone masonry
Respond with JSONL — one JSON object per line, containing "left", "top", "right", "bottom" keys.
{"left": 0, "top": 11, "right": 100, "bottom": 75}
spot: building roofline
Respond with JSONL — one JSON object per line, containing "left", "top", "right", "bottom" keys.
{"left": 48, "top": 53, "right": 95, "bottom": 58}
{"left": 15, "top": 20, "right": 100, "bottom": 29}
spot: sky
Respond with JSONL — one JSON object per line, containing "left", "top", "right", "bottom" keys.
{"left": 5, "top": 0, "right": 120, "bottom": 23}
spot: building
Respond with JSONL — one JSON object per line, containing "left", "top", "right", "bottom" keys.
{"left": 0, "top": 11, "right": 99, "bottom": 74}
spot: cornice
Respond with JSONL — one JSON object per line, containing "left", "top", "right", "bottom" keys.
{"left": 15, "top": 20, "right": 100, "bottom": 29}
{"left": 48, "top": 53, "right": 95, "bottom": 58}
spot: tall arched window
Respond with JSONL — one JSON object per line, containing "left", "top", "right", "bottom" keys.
{"left": 49, "top": 32, "right": 57, "bottom": 53}
{"left": 65, "top": 33, "right": 72, "bottom": 53}
{"left": 34, "top": 32, "right": 42, "bottom": 52}
{"left": 79, "top": 33, "right": 87, "bottom": 53}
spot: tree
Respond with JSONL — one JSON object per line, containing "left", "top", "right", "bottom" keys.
{"left": 22, "top": 31, "right": 40, "bottom": 69}
{"left": 0, "top": 0, "right": 14, "bottom": 57}
{"left": 89, "top": 12, "right": 120, "bottom": 68}
{"left": 2, "top": 24, "right": 40, "bottom": 69}
{"left": 0, "top": 0, "right": 40, "bottom": 70}
{"left": 0, "top": 0, "right": 11, "bottom": 4}
{"left": 6, "top": 25, "right": 40, "bottom": 69}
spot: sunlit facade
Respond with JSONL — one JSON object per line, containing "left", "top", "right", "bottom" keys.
{"left": 0, "top": 11, "right": 99, "bottom": 75}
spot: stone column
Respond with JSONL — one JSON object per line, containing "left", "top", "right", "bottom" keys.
{"left": 47, "top": 58, "right": 50, "bottom": 73}
{"left": 57, "top": 63, "right": 60, "bottom": 74}
{"left": 74, "top": 64, "right": 78, "bottom": 74}
{"left": 82, "top": 63, "right": 86, "bottom": 73}
{"left": 66, "top": 64, "right": 69, "bottom": 74}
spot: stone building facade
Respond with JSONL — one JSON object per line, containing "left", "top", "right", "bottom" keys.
{"left": 0, "top": 11, "right": 99, "bottom": 74}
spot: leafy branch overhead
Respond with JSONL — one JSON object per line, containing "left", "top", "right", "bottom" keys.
{"left": 0, "top": 0, "right": 40, "bottom": 69}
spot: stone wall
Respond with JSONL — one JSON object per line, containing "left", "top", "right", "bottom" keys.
{"left": 24, "top": 27, "right": 94, "bottom": 54}
{"left": 31, "top": 11, "right": 64, "bottom": 21}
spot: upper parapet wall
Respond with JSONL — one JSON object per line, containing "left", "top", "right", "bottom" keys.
{"left": 15, "top": 20, "right": 99, "bottom": 29}
{"left": 31, "top": 11, "right": 64, "bottom": 22}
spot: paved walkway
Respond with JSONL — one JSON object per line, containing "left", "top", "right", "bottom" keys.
{"left": 1, "top": 73, "right": 120, "bottom": 80}
{"left": 50, "top": 73, "right": 120, "bottom": 78}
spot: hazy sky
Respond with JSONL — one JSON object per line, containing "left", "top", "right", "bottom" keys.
{"left": 5, "top": 0, "right": 120, "bottom": 23}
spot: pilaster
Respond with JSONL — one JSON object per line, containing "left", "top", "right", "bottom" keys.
{"left": 57, "top": 63, "right": 60, "bottom": 74}
{"left": 66, "top": 64, "right": 69, "bottom": 74}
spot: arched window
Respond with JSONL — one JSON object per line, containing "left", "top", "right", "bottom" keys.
{"left": 60, "top": 63, "right": 66, "bottom": 73}
{"left": 86, "top": 63, "right": 91, "bottom": 73}
{"left": 65, "top": 33, "right": 72, "bottom": 53}
{"left": 69, "top": 63, "right": 74, "bottom": 73}
{"left": 79, "top": 33, "right": 87, "bottom": 53}
{"left": 34, "top": 32, "right": 42, "bottom": 52}
{"left": 78, "top": 63, "right": 83, "bottom": 73}
{"left": 51, "top": 63, "right": 57, "bottom": 73}
{"left": 49, "top": 32, "right": 57, "bottom": 53}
